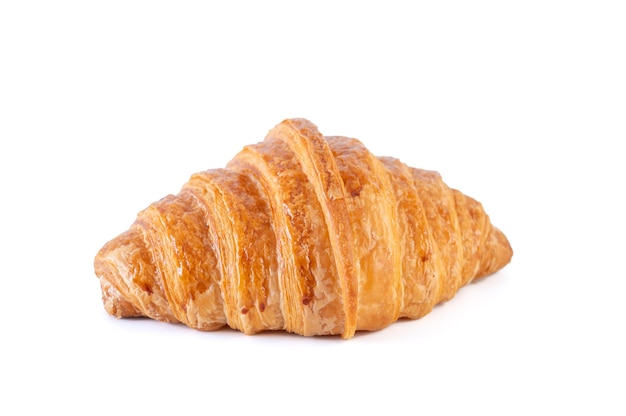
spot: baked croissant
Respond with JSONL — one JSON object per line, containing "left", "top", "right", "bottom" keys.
{"left": 94, "top": 118, "right": 513, "bottom": 339}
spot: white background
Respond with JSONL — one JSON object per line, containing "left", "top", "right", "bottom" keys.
{"left": 1, "top": 1, "right": 624, "bottom": 414}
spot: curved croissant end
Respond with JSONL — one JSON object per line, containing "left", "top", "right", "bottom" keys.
{"left": 94, "top": 118, "right": 513, "bottom": 338}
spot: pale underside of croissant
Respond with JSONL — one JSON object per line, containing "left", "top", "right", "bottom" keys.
{"left": 94, "top": 118, "right": 513, "bottom": 339}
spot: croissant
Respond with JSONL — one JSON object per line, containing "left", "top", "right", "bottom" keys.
{"left": 94, "top": 118, "right": 513, "bottom": 339}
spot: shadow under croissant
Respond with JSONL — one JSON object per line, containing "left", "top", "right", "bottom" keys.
{"left": 94, "top": 118, "right": 513, "bottom": 339}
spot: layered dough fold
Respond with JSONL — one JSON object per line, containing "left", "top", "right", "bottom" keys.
{"left": 94, "top": 118, "right": 513, "bottom": 338}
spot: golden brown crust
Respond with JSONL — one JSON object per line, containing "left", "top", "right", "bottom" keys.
{"left": 264, "top": 120, "right": 358, "bottom": 337}
{"left": 94, "top": 118, "right": 513, "bottom": 338}
{"left": 139, "top": 191, "right": 226, "bottom": 330}
{"left": 94, "top": 227, "right": 178, "bottom": 323}
{"left": 411, "top": 168, "right": 464, "bottom": 303}
{"left": 228, "top": 138, "right": 345, "bottom": 336}
{"left": 378, "top": 157, "right": 437, "bottom": 319}
{"left": 326, "top": 136, "right": 402, "bottom": 331}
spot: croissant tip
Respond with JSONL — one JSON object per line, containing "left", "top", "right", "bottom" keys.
{"left": 94, "top": 228, "right": 180, "bottom": 323}
{"left": 476, "top": 225, "right": 513, "bottom": 280}
{"left": 97, "top": 269, "right": 143, "bottom": 319}
{"left": 495, "top": 225, "right": 514, "bottom": 263}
